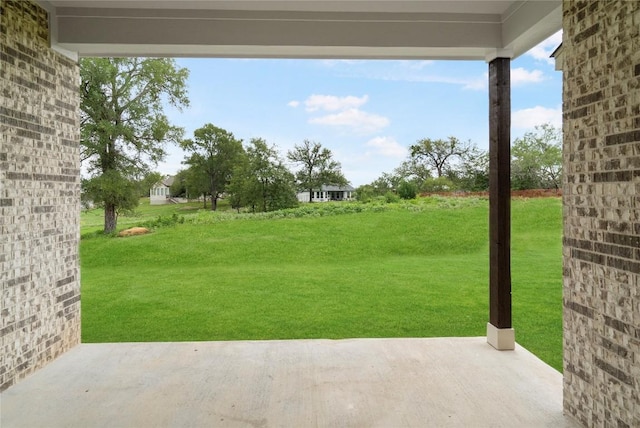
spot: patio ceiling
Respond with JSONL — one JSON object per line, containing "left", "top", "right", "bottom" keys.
{"left": 41, "top": 0, "right": 561, "bottom": 60}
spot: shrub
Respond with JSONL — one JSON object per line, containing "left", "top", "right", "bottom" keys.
{"left": 384, "top": 191, "right": 400, "bottom": 203}
{"left": 397, "top": 181, "right": 417, "bottom": 200}
{"left": 421, "top": 177, "right": 457, "bottom": 192}
{"left": 141, "top": 213, "right": 185, "bottom": 229}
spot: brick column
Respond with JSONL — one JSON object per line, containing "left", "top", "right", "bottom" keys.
{"left": 0, "top": 0, "right": 81, "bottom": 391}
{"left": 562, "top": 1, "right": 640, "bottom": 426}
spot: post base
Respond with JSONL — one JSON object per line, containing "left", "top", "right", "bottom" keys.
{"left": 487, "top": 322, "right": 515, "bottom": 350}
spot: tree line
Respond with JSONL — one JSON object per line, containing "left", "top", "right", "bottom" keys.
{"left": 171, "top": 126, "right": 346, "bottom": 212}
{"left": 79, "top": 56, "right": 347, "bottom": 233}
{"left": 356, "top": 123, "right": 562, "bottom": 201}
{"left": 80, "top": 58, "right": 562, "bottom": 234}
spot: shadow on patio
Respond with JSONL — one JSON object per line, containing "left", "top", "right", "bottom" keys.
{"left": 1, "top": 337, "right": 578, "bottom": 427}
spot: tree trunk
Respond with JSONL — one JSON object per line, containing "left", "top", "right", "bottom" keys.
{"left": 212, "top": 196, "right": 218, "bottom": 211}
{"left": 104, "top": 203, "right": 117, "bottom": 234}
{"left": 309, "top": 187, "right": 313, "bottom": 203}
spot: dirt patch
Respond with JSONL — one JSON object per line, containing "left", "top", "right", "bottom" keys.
{"left": 117, "top": 227, "right": 151, "bottom": 237}
{"left": 420, "top": 189, "right": 562, "bottom": 198}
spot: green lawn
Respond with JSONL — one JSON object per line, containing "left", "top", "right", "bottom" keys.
{"left": 81, "top": 197, "right": 230, "bottom": 235}
{"left": 80, "top": 196, "right": 563, "bottom": 371}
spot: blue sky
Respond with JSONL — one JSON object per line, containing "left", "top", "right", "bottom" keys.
{"left": 161, "top": 31, "right": 562, "bottom": 187}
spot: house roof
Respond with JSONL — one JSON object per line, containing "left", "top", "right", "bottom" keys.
{"left": 41, "top": 1, "right": 561, "bottom": 61}
{"left": 320, "top": 185, "right": 355, "bottom": 192}
{"left": 153, "top": 176, "right": 174, "bottom": 188}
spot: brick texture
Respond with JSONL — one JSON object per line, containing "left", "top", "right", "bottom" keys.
{"left": 0, "top": 0, "right": 80, "bottom": 391}
{"left": 562, "top": 1, "right": 640, "bottom": 426}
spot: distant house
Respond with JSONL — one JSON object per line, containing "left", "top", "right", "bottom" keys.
{"left": 150, "top": 176, "right": 174, "bottom": 205}
{"left": 550, "top": 43, "right": 564, "bottom": 71}
{"left": 296, "top": 184, "right": 355, "bottom": 203}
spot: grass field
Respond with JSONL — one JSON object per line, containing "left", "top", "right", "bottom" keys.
{"left": 80, "top": 196, "right": 564, "bottom": 371}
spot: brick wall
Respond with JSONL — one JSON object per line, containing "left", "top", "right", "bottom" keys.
{"left": 562, "top": 1, "right": 640, "bottom": 426}
{"left": 0, "top": 0, "right": 81, "bottom": 391}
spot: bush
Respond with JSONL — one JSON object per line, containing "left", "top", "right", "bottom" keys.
{"left": 384, "top": 191, "right": 400, "bottom": 203}
{"left": 397, "top": 181, "right": 417, "bottom": 200}
{"left": 141, "top": 213, "right": 185, "bottom": 229}
{"left": 421, "top": 177, "right": 457, "bottom": 192}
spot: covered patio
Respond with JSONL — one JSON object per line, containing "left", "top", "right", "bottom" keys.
{"left": 3, "top": 0, "right": 639, "bottom": 426}
{"left": 2, "top": 338, "right": 578, "bottom": 427}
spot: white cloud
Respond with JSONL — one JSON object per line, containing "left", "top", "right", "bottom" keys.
{"left": 320, "top": 59, "right": 361, "bottom": 67}
{"left": 512, "top": 105, "right": 562, "bottom": 129}
{"left": 397, "top": 60, "right": 435, "bottom": 70}
{"left": 309, "top": 108, "right": 390, "bottom": 134}
{"left": 381, "top": 72, "right": 489, "bottom": 91}
{"left": 511, "top": 67, "right": 545, "bottom": 86}
{"left": 304, "top": 94, "right": 369, "bottom": 112}
{"left": 287, "top": 100, "right": 300, "bottom": 108}
{"left": 526, "top": 30, "right": 563, "bottom": 65}
{"left": 462, "top": 74, "right": 488, "bottom": 90}
{"left": 364, "top": 136, "right": 407, "bottom": 158}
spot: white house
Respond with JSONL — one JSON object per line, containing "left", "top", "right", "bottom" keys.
{"left": 296, "top": 184, "right": 355, "bottom": 203}
{"left": 150, "top": 176, "right": 174, "bottom": 205}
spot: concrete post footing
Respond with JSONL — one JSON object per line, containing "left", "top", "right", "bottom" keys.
{"left": 487, "top": 322, "right": 515, "bottom": 350}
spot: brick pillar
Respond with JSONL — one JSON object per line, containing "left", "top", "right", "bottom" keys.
{"left": 562, "top": 1, "right": 640, "bottom": 426}
{"left": 0, "top": 0, "right": 81, "bottom": 391}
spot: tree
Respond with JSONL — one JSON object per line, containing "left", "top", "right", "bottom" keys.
{"left": 511, "top": 124, "right": 562, "bottom": 190}
{"left": 409, "top": 137, "right": 471, "bottom": 178}
{"left": 393, "top": 159, "right": 431, "bottom": 189}
{"left": 397, "top": 180, "right": 417, "bottom": 199}
{"left": 228, "top": 138, "right": 298, "bottom": 212}
{"left": 370, "top": 172, "right": 399, "bottom": 195}
{"left": 287, "top": 140, "right": 347, "bottom": 202}
{"left": 169, "top": 169, "right": 189, "bottom": 198}
{"left": 80, "top": 57, "right": 189, "bottom": 233}
{"left": 136, "top": 171, "right": 163, "bottom": 198}
{"left": 180, "top": 124, "right": 245, "bottom": 210}
{"left": 449, "top": 147, "right": 489, "bottom": 191}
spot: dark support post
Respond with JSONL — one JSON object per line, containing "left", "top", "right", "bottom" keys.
{"left": 487, "top": 57, "right": 514, "bottom": 350}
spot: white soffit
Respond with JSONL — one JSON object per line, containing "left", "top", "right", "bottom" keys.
{"left": 42, "top": 0, "right": 561, "bottom": 60}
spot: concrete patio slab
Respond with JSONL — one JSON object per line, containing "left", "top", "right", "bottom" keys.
{"left": 0, "top": 337, "right": 579, "bottom": 427}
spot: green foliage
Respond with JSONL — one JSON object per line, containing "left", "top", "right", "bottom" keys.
{"left": 141, "top": 213, "right": 185, "bottom": 229}
{"left": 355, "top": 184, "right": 375, "bottom": 202}
{"left": 80, "top": 197, "right": 563, "bottom": 370}
{"left": 511, "top": 123, "right": 562, "bottom": 190}
{"left": 136, "top": 171, "right": 164, "bottom": 197}
{"left": 410, "top": 136, "right": 472, "bottom": 178}
{"left": 421, "top": 176, "right": 457, "bottom": 192}
{"left": 80, "top": 57, "right": 189, "bottom": 233}
{"left": 180, "top": 124, "right": 245, "bottom": 210}
{"left": 227, "top": 138, "right": 298, "bottom": 212}
{"left": 449, "top": 148, "right": 489, "bottom": 191}
{"left": 384, "top": 191, "right": 400, "bottom": 203}
{"left": 287, "top": 140, "right": 348, "bottom": 202}
{"left": 82, "top": 170, "right": 139, "bottom": 214}
{"left": 393, "top": 159, "right": 431, "bottom": 187}
{"left": 397, "top": 180, "right": 417, "bottom": 199}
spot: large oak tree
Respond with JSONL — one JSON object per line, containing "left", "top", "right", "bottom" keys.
{"left": 80, "top": 58, "right": 189, "bottom": 233}
{"left": 409, "top": 136, "right": 472, "bottom": 178}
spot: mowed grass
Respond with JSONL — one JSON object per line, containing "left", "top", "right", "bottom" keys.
{"left": 81, "top": 198, "right": 221, "bottom": 235}
{"left": 80, "top": 197, "right": 563, "bottom": 370}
